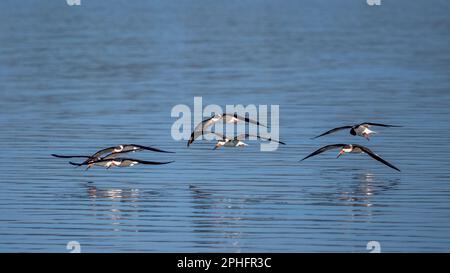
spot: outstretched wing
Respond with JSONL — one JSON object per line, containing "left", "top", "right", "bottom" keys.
{"left": 102, "top": 151, "right": 131, "bottom": 160}
{"left": 223, "top": 113, "right": 267, "bottom": 127}
{"left": 90, "top": 147, "right": 116, "bottom": 158}
{"left": 354, "top": 145, "right": 401, "bottom": 172}
{"left": 187, "top": 131, "right": 205, "bottom": 147}
{"left": 311, "top": 126, "right": 353, "bottom": 139}
{"left": 52, "top": 154, "right": 92, "bottom": 159}
{"left": 360, "top": 122, "right": 402, "bottom": 128}
{"left": 128, "top": 144, "right": 174, "bottom": 153}
{"left": 69, "top": 161, "right": 85, "bottom": 166}
{"left": 121, "top": 159, "right": 174, "bottom": 166}
{"left": 300, "top": 144, "right": 346, "bottom": 161}
{"left": 235, "top": 134, "right": 285, "bottom": 145}
{"left": 187, "top": 116, "right": 218, "bottom": 146}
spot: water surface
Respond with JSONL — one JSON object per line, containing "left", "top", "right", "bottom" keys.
{"left": 0, "top": 0, "right": 450, "bottom": 252}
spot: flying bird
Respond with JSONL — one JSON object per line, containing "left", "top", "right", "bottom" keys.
{"left": 187, "top": 113, "right": 267, "bottom": 147}
{"left": 312, "top": 122, "right": 401, "bottom": 140}
{"left": 69, "top": 158, "right": 174, "bottom": 169}
{"left": 52, "top": 144, "right": 174, "bottom": 164}
{"left": 300, "top": 144, "right": 400, "bottom": 172}
{"left": 201, "top": 131, "right": 285, "bottom": 149}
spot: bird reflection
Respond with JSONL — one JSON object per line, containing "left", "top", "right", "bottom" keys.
{"left": 309, "top": 170, "right": 400, "bottom": 212}
{"left": 87, "top": 185, "right": 140, "bottom": 200}
{"left": 337, "top": 172, "right": 378, "bottom": 207}
{"left": 189, "top": 184, "right": 243, "bottom": 252}
{"left": 85, "top": 182, "right": 143, "bottom": 233}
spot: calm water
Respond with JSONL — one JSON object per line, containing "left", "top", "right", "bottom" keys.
{"left": 1, "top": 0, "right": 450, "bottom": 252}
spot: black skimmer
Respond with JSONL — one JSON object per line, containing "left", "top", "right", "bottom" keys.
{"left": 69, "top": 158, "right": 174, "bottom": 169}
{"left": 200, "top": 131, "right": 285, "bottom": 149}
{"left": 52, "top": 144, "right": 174, "bottom": 164}
{"left": 300, "top": 144, "right": 400, "bottom": 172}
{"left": 187, "top": 113, "right": 267, "bottom": 147}
{"left": 312, "top": 122, "right": 401, "bottom": 140}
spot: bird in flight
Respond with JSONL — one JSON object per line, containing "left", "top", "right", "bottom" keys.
{"left": 187, "top": 113, "right": 267, "bottom": 147}
{"left": 52, "top": 144, "right": 174, "bottom": 170}
{"left": 300, "top": 144, "right": 400, "bottom": 172}
{"left": 69, "top": 158, "right": 174, "bottom": 169}
{"left": 203, "top": 131, "right": 285, "bottom": 149}
{"left": 312, "top": 122, "right": 401, "bottom": 140}
{"left": 52, "top": 144, "right": 173, "bottom": 164}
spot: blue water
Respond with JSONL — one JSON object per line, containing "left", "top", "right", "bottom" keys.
{"left": 0, "top": 0, "right": 450, "bottom": 252}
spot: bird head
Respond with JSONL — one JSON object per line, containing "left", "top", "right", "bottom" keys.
{"left": 213, "top": 141, "right": 225, "bottom": 150}
{"left": 337, "top": 145, "right": 352, "bottom": 158}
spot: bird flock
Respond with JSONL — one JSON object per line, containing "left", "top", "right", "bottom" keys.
{"left": 52, "top": 115, "right": 401, "bottom": 172}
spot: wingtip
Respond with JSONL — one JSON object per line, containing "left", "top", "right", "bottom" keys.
{"left": 160, "top": 150, "right": 176, "bottom": 154}
{"left": 154, "top": 148, "right": 176, "bottom": 153}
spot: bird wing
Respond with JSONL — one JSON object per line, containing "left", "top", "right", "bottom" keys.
{"left": 90, "top": 147, "right": 116, "bottom": 158}
{"left": 120, "top": 158, "right": 174, "bottom": 166}
{"left": 360, "top": 122, "right": 402, "bottom": 128}
{"left": 127, "top": 144, "right": 174, "bottom": 153}
{"left": 52, "top": 154, "right": 92, "bottom": 159}
{"left": 300, "top": 144, "right": 347, "bottom": 161}
{"left": 187, "top": 116, "right": 218, "bottom": 146}
{"left": 354, "top": 144, "right": 401, "bottom": 172}
{"left": 311, "top": 126, "right": 353, "bottom": 139}
{"left": 223, "top": 113, "right": 267, "bottom": 127}
{"left": 102, "top": 151, "right": 131, "bottom": 160}
{"left": 235, "top": 134, "right": 286, "bottom": 145}
{"left": 69, "top": 161, "right": 84, "bottom": 166}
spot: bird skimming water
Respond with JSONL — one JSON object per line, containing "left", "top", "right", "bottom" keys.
{"left": 312, "top": 122, "right": 401, "bottom": 140}
{"left": 300, "top": 144, "right": 400, "bottom": 172}
{"left": 52, "top": 144, "right": 174, "bottom": 170}
{"left": 187, "top": 113, "right": 267, "bottom": 147}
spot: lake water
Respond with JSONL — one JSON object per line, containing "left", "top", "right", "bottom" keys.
{"left": 0, "top": 0, "right": 450, "bottom": 252}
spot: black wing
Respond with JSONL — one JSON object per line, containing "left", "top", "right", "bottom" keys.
{"left": 120, "top": 158, "right": 174, "bottom": 165}
{"left": 223, "top": 113, "right": 267, "bottom": 127}
{"left": 128, "top": 144, "right": 174, "bottom": 153}
{"left": 187, "top": 130, "right": 210, "bottom": 147}
{"left": 187, "top": 131, "right": 198, "bottom": 147}
{"left": 300, "top": 144, "right": 346, "bottom": 161}
{"left": 69, "top": 161, "right": 85, "bottom": 166}
{"left": 354, "top": 144, "right": 401, "bottom": 172}
{"left": 187, "top": 116, "right": 215, "bottom": 147}
{"left": 102, "top": 150, "right": 135, "bottom": 160}
{"left": 311, "top": 126, "right": 353, "bottom": 139}
{"left": 360, "top": 122, "right": 402, "bottom": 128}
{"left": 90, "top": 147, "right": 116, "bottom": 158}
{"left": 52, "top": 154, "right": 92, "bottom": 159}
{"left": 236, "top": 134, "right": 286, "bottom": 145}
